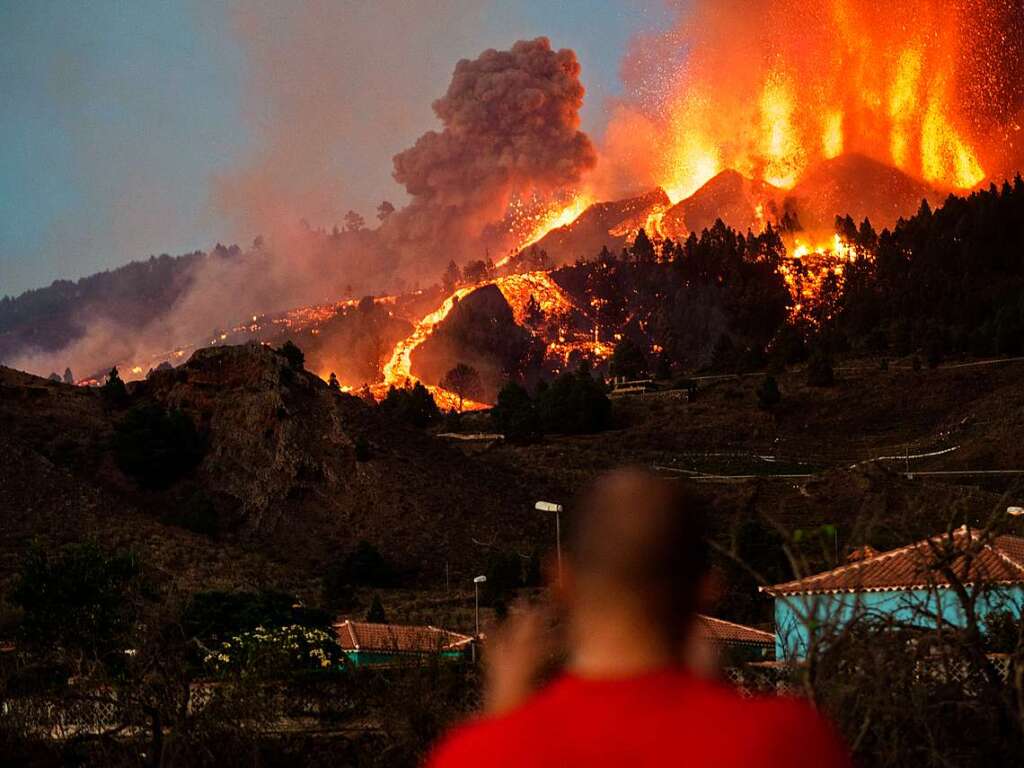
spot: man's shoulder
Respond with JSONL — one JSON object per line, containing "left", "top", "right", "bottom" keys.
{"left": 426, "top": 683, "right": 567, "bottom": 768}
{"left": 425, "top": 709, "right": 536, "bottom": 768}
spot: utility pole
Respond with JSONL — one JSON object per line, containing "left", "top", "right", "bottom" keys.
{"left": 472, "top": 575, "right": 486, "bottom": 662}
{"left": 536, "top": 501, "right": 564, "bottom": 586}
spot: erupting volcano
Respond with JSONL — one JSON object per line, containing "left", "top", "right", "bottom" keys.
{"left": 8, "top": 0, "right": 1024, "bottom": 408}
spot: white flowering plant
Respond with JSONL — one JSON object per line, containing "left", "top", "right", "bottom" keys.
{"left": 203, "top": 624, "right": 345, "bottom": 677}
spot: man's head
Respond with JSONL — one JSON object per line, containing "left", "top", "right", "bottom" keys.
{"left": 562, "top": 468, "right": 710, "bottom": 648}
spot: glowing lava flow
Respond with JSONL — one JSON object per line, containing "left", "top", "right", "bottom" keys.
{"left": 379, "top": 271, "right": 585, "bottom": 410}
{"left": 496, "top": 194, "right": 593, "bottom": 268}
{"left": 779, "top": 233, "right": 859, "bottom": 321}
{"left": 379, "top": 283, "right": 482, "bottom": 407}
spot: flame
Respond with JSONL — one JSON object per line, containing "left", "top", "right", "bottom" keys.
{"left": 618, "top": 0, "right": 993, "bottom": 201}
{"left": 779, "top": 233, "right": 858, "bottom": 322}
{"left": 497, "top": 193, "right": 594, "bottom": 268}
{"left": 378, "top": 270, "right": 609, "bottom": 409}
{"left": 761, "top": 73, "right": 806, "bottom": 189}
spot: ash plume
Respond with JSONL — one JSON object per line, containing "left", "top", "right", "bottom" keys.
{"left": 384, "top": 37, "right": 597, "bottom": 273}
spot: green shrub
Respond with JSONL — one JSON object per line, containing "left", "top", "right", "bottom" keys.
{"left": 380, "top": 382, "right": 440, "bottom": 428}
{"left": 324, "top": 541, "right": 396, "bottom": 597}
{"left": 491, "top": 381, "right": 541, "bottom": 443}
{"left": 365, "top": 595, "right": 387, "bottom": 624}
{"left": 113, "top": 404, "right": 204, "bottom": 489}
{"left": 12, "top": 542, "right": 140, "bottom": 663}
{"left": 757, "top": 374, "right": 782, "bottom": 409}
{"left": 536, "top": 367, "right": 611, "bottom": 434}
{"left": 182, "top": 590, "right": 331, "bottom": 643}
{"left": 277, "top": 340, "right": 305, "bottom": 370}
{"left": 354, "top": 436, "right": 371, "bottom": 462}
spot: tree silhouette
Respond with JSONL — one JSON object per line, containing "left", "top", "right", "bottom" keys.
{"left": 441, "top": 363, "right": 483, "bottom": 412}
{"left": 343, "top": 210, "right": 365, "bottom": 232}
{"left": 376, "top": 200, "right": 395, "bottom": 222}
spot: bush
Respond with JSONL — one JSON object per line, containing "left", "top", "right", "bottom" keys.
{"left": 277, "top": 340, "right": 305, "bottom": 369}
{"left": 323, "top": 541, "right": 396, "bottom": 599}
{"left": 183, "top": 590, "right": 331, "bottom": 643}
{"left": 491, "top": 381, "right": 540, "bottom": 443}
{"left": 101, "top": 367, "right": 129, "bottom": 407}
{"left": 536, "top": 367, "right": 612, "bottom": 435}
{"left": 113, "top": 404, "right": 204, "bottom": 489}
{"left": 609, "top": 338, "right": 648, "bottom": 379}
{"left": 380, "top": 382, "right": 440, "bottom": 428}
{"left": 12, "top": 542, "right": 140, "bottom": 664}
{"left": 202, "top": 624, "right": 344, "bottom": 677}
{"left": 757, "top": 374, "right": 782, "bottom": 409}
{"left": 365, "top": 595, "right": 387, "bottom": 624}
{"left": 806, "top": 351, "right": 835, "bottom": 387}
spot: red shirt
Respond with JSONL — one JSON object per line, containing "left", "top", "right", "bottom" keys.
{"left": 427, "top": 670, "right": 852, "bottom": 768}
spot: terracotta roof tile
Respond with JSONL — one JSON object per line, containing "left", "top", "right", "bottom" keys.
{"left": 696, "top": 615, "right": 775, "bottom": 647}
{"left": 762, "top": 527, "right": 1024, "bottom": 596}
{"left": 332, "top": 620, "right": 473, "bottom": 654}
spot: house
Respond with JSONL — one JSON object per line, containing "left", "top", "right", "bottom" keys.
{"left": 333, "top": 620, "right": 474, "bottom": 667}
{"left": 695, "top": 614, "right": 776, "bottom": 661}
{"left": 761, "top": 526, "right": 1024, "bottom": 660}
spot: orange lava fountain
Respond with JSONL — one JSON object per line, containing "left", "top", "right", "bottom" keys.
{"left": 604, "top": 0, "right": 1003, "bottom": 205}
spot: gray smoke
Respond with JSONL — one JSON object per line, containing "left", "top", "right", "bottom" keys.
{"left": 385, "top": 37, "right": 596, "bottom": 271}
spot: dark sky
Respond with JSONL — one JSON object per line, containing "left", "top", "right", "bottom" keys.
{"left": 0, "top": 1, "right": 675, "bottom": 296}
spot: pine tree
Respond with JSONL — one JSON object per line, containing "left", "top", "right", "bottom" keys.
{"left": 365, "top": 595, "right": 387, "bottom": 624}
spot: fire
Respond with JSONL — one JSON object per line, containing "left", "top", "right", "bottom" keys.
{"left": 378, "top": 270, "right": 607, "bottom": 409}
{"left": 497, "top": 193, "right": 594, "bottom": 268}
{"left": 761, "top": 73, "right": 805, "bottom": 189}
{"left": 779, "top": 233, "right": 859, "bottom": 322}
{"left": 380, "top": 284, "right": 480, "bottom": 395}
{"left": 613, "top": 0, "right": 996, "bottom": 203}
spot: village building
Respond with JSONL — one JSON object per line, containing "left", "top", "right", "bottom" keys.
{"left": 761, "top": 527, "right": 1024, "bottom": 660}
{"left": 333, "top": 620, "right": 474, "bottom": 667}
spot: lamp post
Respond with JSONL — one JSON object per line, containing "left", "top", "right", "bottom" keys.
{"left": 472, "top": 575, "right": 487, "bottom": 662}
{"left": 536, "top": 501, "right": 564, "bottom": 586}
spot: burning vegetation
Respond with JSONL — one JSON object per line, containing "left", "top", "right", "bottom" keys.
{"left": 6, "top": 6, "right": 1024, "bottom": 412}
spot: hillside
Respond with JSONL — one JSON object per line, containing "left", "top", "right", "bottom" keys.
{"left": 532, "top": 188, "right": 670, "bottom": 263}
{"left": 0, "top": 344, "right": 562, "bottom": 595}
{"left": 661, "top": 170, "right": 783, "bottom": 236}
{"left": 788, "top": 153, "right": 942, "bottom": 230}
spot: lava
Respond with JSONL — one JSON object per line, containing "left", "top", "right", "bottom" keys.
{"left": 378, "top": 270, "right": 604, "bottom": 409}
{"left": 608, "top": 0, "right": 1001, "bottom": 205}
{"left": 497, "top": 193, "right": 594, "bottom": 268}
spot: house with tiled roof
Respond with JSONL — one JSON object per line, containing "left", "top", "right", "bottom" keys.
{"left": 695, "top": 615, "right": 775, "bottom": 659}
{"left": 760, "top": 527, "right": 1024, "bottom": 659}
{"left": 332, "top": 620, "right": 474, "bottom": 667}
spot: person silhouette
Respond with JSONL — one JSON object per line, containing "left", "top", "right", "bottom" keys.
{"left": 427, "top": 468, "right": 851, "bottom": 768}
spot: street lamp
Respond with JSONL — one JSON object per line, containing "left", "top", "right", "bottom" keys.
{"left": 472, "top": 575, "right": 487, "bottom": 662}
{"left": 1009, "top": 506, "right": 1024, "bottom": 517}
{"left": 536, "top": 501, "right": 564, "bottom": 586}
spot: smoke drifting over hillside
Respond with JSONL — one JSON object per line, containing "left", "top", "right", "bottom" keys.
{"left": 385, "top": 38, "right": 596, "bottom": 272}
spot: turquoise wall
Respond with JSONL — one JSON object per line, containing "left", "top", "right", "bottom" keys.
{"left": 773, "top": 586, "right": 1024, "bottom": 660}
{"left": 342, "top": 649, "right": 467, "bottom": 667}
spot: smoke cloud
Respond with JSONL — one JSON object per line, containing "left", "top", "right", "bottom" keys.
{"left": 385, "top": 37, "right": 596, "bottom": 272}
